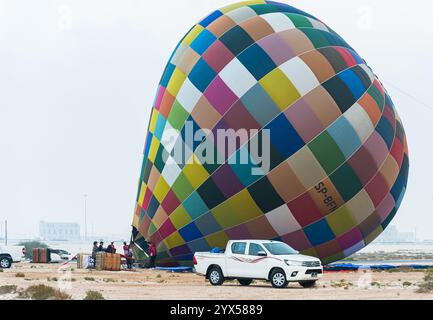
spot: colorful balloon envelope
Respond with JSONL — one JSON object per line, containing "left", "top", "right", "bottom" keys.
{"left": 131, "top": 0, "right": 409, "bottom": 266}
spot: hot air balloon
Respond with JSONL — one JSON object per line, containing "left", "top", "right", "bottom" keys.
{"left": 131, "top": 0, "right": 409, "bottom": 266}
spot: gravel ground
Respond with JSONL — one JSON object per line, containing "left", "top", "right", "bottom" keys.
{"left": 0, "top": 262, "right": 432, "bottom": 300}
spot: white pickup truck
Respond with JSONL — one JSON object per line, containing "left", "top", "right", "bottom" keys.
{"left": 0, "top": 245, "right": 26, "bottom": 268}
{"left": 194, "top": 240, "right": 323, "bottom": 288}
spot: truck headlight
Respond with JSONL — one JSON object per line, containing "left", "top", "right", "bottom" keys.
{"left": 284, "top": 260, "right": 302, "bottom": 266}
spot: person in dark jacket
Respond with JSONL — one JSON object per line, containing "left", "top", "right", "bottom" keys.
{"left": 106, "top": 242, "right": 116, "bottom": 254}
{"left": 91, "top": 241, "right": 99, "bottom": 268}
{"left": 98, "top": 241, "right": 105, "bottom": 252}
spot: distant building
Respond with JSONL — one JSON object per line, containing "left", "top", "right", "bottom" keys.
{"left": 375, "top": 225, "right": 415, "bottom": 243}
{"left": 39, "top": 221, "right": 80, "bottom": 241}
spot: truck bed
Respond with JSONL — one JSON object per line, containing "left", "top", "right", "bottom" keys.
{"left": 194, "top": 252, "right": 225, "bottom": 259}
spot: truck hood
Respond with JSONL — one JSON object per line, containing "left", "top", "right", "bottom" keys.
{"left": 276, "top": 254, "right": 321, "bottom": 263}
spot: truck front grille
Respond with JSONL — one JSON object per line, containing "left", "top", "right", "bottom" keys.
{"left": 302, "top": 261, "right": 321, "bottom": 267}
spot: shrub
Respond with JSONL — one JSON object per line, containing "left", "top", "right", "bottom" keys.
{"left": 84, "top": 277, "right": 96, "bottom": 281}
{"left": 24, "top": 284, "right": 71, "bottom": 300}
{"left": 330, "top": 279, "right": 353, "bottom": 288}
{"left": 15, "top": 272, "right": 25, "bottom": 278}
{"left": 417, "top": 270, "right": 433, "bottom": 293}
{"left": 0, "top": 285, "right": 17, "bottom": 295}
{"left": 83, "top": 290, "right": 104, "bottom": 300}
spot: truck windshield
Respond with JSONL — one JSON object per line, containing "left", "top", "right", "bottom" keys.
{"left": 263, "top": 242, "right": 298, "bottom": 255}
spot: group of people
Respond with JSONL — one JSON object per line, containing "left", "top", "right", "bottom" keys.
{"left": 91, "top": 240, "right": 156, "bottom": 269}
{"left": 91, "top": 241, "right": 116, "bottom": 254}
{"left": 95, "top": 241, "right": 117, "bottom": 253}
{"left": 91, "top": 241, "right": 134, "bottom": 269}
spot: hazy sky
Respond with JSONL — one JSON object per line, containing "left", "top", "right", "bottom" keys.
{"left": 0, "top": 0, "right": 432, "bottom": 240}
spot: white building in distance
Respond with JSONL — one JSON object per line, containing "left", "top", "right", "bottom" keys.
{"left": 39, "top": 221, "right": 80, "bottom": 241}
{"left": 375, "top": 225, "right": 416, "bottom": 243}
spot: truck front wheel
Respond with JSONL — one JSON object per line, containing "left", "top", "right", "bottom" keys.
{"left": 270, "top": 268, "right": 288, "bottom": 289}
{"left": 208, "top": 267, "right": 224, "bottom": 286}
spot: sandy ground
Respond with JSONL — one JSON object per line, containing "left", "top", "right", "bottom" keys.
{"left": 1, "top": 261, "right": 433, "bottom": 300}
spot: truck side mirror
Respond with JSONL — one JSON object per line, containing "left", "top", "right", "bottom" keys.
{"left": 258, "top": 251, "right": 267, "bottom": 257}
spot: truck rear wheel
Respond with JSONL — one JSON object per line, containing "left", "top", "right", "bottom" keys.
{"left": 238, "top": 279, "right": 253, "bottom": 286}
{"left": 270, "top": 268, "right": 288, "bottom": 289}
{"left": 299, "top": 280, "right": 317, "bottom": 288}
{"left": 0, "top": 256, "right": 12, "bottom": 269}
{"left": 208, "top": 267, "right": 224, "bottom": 286}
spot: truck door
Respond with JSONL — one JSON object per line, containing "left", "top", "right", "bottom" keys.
{"left": 245, "top": 242, "right": 269, "bottom": 279}
{"left": 226, "top": 242, "right": 247, "bottom": 278}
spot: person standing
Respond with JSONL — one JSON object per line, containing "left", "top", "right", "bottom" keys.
{"left": 123, "top": 242, "right": 133, "bottom": 269}
{"left": 91, "top": 241, "right": 99, "bottom": 268}
{"left": 148, "top": 241, "right": 157, "bottom": 268}
{"left": 122, "top": 242, "right": 129, "bottom": 255}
